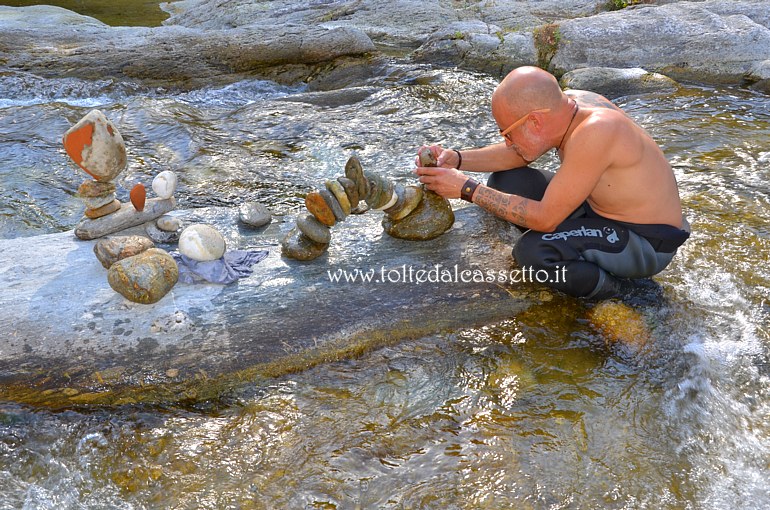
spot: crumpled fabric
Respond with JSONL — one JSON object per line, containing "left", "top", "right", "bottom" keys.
{"left": 171, "top": 249, "right": 269, "bottom": 284}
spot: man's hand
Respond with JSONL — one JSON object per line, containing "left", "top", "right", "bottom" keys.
{"left": 413, "top": 145, "right": 460, "bottom": 169}
{"left": 414, "top": 165, "right": 468, "bottom": 199}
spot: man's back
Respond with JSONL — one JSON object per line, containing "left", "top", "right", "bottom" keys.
{"left": 566, "top": 90, "right": 684, "bottom": 228}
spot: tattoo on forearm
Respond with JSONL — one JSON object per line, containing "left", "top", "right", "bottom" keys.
{"left": 475, "top": 187, "right": 530, "bottom": 226}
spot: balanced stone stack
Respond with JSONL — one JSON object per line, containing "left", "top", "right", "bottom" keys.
{"left": 64, "top": 110, "right": 127, "bottom": 220}
{"left": 282, "top": 153, "right": 454, "bottom": 261}
{"left": 64, "top": 109, "right": 179, "bottom": 241}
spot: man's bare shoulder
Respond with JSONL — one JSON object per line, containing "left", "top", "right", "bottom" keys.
{"left": 565, "top": 89, "right": 622, "bottom": 112}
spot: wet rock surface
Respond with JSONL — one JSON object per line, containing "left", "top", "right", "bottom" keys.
{"left": 0, "top": 206, "right": 525, "bottom": 406}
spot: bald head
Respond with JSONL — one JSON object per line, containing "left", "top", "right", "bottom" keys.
{"left": 492, "top": 66, "right": 564, "bottom": 118}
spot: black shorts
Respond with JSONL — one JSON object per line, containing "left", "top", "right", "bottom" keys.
{"left": 487, "top": 167, "right": 690, "bottom": 298}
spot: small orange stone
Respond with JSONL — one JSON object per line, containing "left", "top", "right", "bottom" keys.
{"left": 305, "top": 191, "right": 336, "bottom": 227}
{"left": 130, "top": 183, "right": 146, "bottom": 212}
{"left": 85, "top": 199, "right": 122, "bottom": 219}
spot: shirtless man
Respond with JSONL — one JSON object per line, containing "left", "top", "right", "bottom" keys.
{"left": 415, "top": 66, "right": 689, "bottom": 299}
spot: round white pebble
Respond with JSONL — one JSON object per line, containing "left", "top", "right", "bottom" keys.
{"left": 152, "top": 170, "right": 177, "bottom": 199}
{"left": 178, "top": 224, "right": 226, "bottom": 261}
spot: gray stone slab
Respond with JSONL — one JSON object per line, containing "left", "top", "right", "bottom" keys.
{"left": 0, "top": 205, "right": 538, "bottom": 407}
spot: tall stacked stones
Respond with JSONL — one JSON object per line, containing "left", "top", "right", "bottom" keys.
{"left": 282, "top": 152, "right": 454, "bottom": 261}
{"left": 63, "top": 109, "right": 180, "bottom": 304}
{"left": 64, "top": 110, "right": 126, "bottom": 220}
{"left": 64, "top": 109, "right": 178, "bottom": 241}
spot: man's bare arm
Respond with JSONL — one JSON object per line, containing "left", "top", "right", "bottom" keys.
{"left": 456, "top": 142, "right": 528, "bottom": 173}
{"left": 472, "top": 185, "right": 540, "bottom": 229}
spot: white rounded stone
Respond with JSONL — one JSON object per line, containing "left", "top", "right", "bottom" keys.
{"left": 178, "top": 224, "right": 226, "bottom": 261}
{"left": 152, "top": 170, "right": 177, "bottom": 199}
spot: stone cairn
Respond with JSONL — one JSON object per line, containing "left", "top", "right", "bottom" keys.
{"left": 63, "top": 110, "right": 179, "bottom": 242}
{"left": 282, "top": 150, "right": 455, "bottom": 261}
{"left": 63, "top": 109, "right": 181, "bottom": 304}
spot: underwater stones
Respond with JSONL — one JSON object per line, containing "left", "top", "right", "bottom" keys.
{"left": 588, "top": 300, "right": 650, "bottom": 349}
{"left": 107, "top": 248, "right": 178, "bottom": 304}
{"left": 75, "top": 198, "right": 176, "bottom": 240}
{"left": 305, "top": 190, "right": 337, "bottom": 227}
{"left": 130, "top": 183, "right": 146, "bottom": 212}
{"left": 178, "top": 224, "right": 226, "bottom": 261}
{"left": 418, "top": 147, "right": 438, "bottom": 167}
{"left": 297, "top": 214, "right": 331, "bottom": 244}
{"left": 239, "top": 201, "right": 272, "bottom": 228}
{"left": 345, "top": 155, "right": 367, "bottom": 198}
{"left": 382, "top": 189, "right": 454, "bottom": 240}
{"left": 281, "top": 227, "right": 328, "bottom": 261}
{"left": 336, "top": 176, "right": 359, "bottom": 209}
{"left": 63, "top": 109, "right": 127, "bottom": 182}
{"left": 84, "top": 199, "right": 121, "bottom": 219}
{"left": 94, "top": 235, "right": 155, "bottom": 269}
{"left": 320, "top": 188, "right": 346, "bottom": 222}
{"left": 325, "top": 180, "right": 351, "bottom": 215}
{"left": 152, "top": 170, "right": 177, "bottom": 199}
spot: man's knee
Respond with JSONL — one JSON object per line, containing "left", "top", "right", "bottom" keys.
{"left": 512, "top": 232, "right": 545, "bottom": 267}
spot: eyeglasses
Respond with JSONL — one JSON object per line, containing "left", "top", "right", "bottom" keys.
{"left": 499, "top": 108, "right": 551, "bottom": 143}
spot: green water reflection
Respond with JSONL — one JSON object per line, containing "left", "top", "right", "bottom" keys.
{"left": 0, "top": 0, "right": 167, "bottom": 26}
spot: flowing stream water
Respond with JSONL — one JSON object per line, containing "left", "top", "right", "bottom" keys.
{"left": 0, "top": 12, "right": 769, "bottom": 509}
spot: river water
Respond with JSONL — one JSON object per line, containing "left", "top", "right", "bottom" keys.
{"left": 1, "top": 24, "right": 769, "bottom": 510}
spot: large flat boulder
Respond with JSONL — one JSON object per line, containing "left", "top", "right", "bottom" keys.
{"left": 0, "top": 5, "right": 376, "bottom": 89}
{"left": 0, "top": 205, "right": 540, "bottom": 408}
{"left": 551, "top": 1, "right": 770, "bottom": 84}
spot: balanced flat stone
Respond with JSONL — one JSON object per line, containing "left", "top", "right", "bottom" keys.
{"left": 387, "top": 185, "right": 423, "bottom": 221}
{"left": 297, "top": 213, "right": 331, "bottom": 244}
{"left": 345, "top": 156, "right": 367, "bottom": 198}
{"left": 320, "top": 188, "right": 346, "bottom": 222}
{"left": 337, "top": 176, "right": 359, "bottom": 209}
{"left": 382, "top": 189, "right": 454, "bottom": 240}
{"left": 84, "top": 199, "right": 121, "bottom": 219}
{"left": 305, "top": 191, "right": 336, "bottom": 227}
{"left": 75, "top": 197, "right": 176, "bottom": 240}
{"left": 281, "top": 226, "right": 329, "bottom": 261}
{"left": 326, "top": 180, "right": 351, "bottom": 215}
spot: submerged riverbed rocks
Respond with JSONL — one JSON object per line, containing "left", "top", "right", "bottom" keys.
{"left": 2, "top": 1, "right": 768, "bottom": 92}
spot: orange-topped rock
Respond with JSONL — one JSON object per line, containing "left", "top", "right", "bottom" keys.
{"left": 130, "top": 183, "right": 146, "bottom": 212}
{"left": 63, "top": 110, "right": 127, "bottom": 182}
{"left": 305, "top": 191, "right": 336, "bottom": 227}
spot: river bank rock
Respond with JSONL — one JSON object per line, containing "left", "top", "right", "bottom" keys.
{"left": 550, "top": 1, "right": 770, "bottom": 85}
{"left": 107, "top": 248, "right": 179, "bottom": 304}
{"left": 0, "top": 5, "right": 376, "bottom": 89}
{"left": 413, "top": 21, "right": 536, "bottom": 76}
{"left": 559, "top": 67, "right": 679, "bottom": 98}
{"left": 0, "top": 206, "right": 528, "bottom": 407}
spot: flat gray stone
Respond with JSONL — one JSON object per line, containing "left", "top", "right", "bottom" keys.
{"left": 75, "top": 197, "right": 176, "bottom": 240}
{"left": 239, "top": 201, "right": 272, "bottom": 228}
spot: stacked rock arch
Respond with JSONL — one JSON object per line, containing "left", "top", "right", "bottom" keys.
{"left": 282, "top": 150, "right": 455, "bottom": 261}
